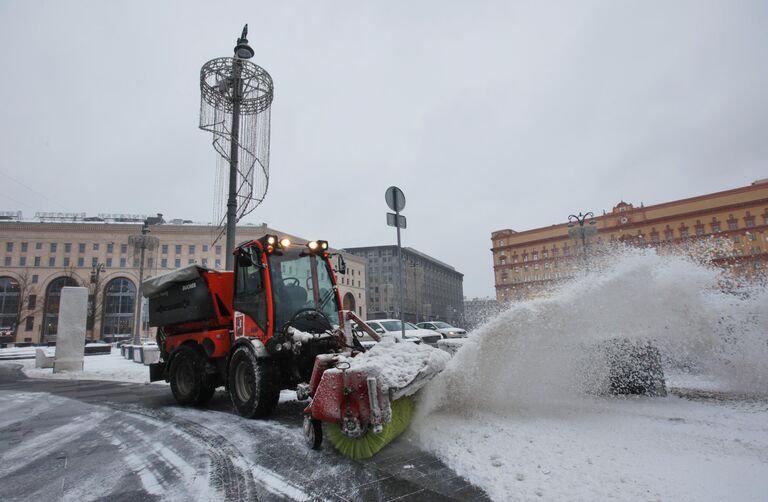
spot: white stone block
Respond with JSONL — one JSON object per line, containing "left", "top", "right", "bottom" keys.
{"left": 35, "top": 348, "right": 54, "bottom": 369}
{"left": 53, "top": 287, "right": 88, "bottom": 373}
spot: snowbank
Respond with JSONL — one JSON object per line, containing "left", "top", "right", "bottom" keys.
{"left": 10, "top": 350, "right": 153, "bottom": 384}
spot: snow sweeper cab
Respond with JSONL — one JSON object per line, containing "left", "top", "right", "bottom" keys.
{"left": 144, "top": 235, "right": 350, "bottom": 416}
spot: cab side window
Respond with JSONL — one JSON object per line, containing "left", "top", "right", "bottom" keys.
{"left": 234, "top": 259, "right": 267, "bottom": 329}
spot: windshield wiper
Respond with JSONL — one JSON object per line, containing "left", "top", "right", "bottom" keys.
{"left": 318, "top": 286, "right": 336, "bottom": 311}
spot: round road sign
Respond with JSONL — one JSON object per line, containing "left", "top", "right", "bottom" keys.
{"left": 385, "top": 186, "right": 406, "bottom": 212}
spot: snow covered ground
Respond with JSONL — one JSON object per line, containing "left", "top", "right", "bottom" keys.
{"left": 9, "top": 349, "right": 155, "bottom": 384}
{"left": 412, "top": 390, "right": 767, "bottom": 501}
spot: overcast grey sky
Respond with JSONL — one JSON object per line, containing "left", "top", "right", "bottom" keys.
{"left": 1, "top": 1, "right": 766, "bottom": 298}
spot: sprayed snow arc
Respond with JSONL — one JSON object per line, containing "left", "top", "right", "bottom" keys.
{"left": 414, "top": 247, "right": 768, "bottom": 501}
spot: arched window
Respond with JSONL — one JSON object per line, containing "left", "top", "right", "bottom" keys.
{"left": 0, "top": 277, "right": 21, "bottom": 333}
{"left": 43, "top": 277, "right": 80, "bottom": 340}
{"left": 342, "top": 292, "right": 356, "bottom": 312}
{"left": 101, "top": 278, "right": 135, "bottom": 342}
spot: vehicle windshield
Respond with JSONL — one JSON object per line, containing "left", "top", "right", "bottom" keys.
{"left": 268, "top": 248, "right": 340, "bottom": 330}
{"left": 379, "top": 320, "right": 418, "bottom": 332}
{"left": 432, "top": 321, "right": 453, "bottom": 329}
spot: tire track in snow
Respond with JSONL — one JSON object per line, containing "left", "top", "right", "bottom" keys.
{"left": 105, "top": 403, "right": 311, "bottom": 501}
{"left": 0, "top": 411, "right": 107, "bottom": 478}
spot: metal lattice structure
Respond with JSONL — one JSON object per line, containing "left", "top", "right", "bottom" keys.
{"left": 199, "top": 26, "right": 274, "bottom": 254}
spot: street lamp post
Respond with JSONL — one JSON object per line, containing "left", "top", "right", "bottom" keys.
{"left": 88, "top": 262, "right": 105, "bottom": 341}
{"left": 568, "top": 212, "right": 597, "bottom": 269}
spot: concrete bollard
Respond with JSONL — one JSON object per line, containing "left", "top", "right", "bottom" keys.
{"left": 53, "top": 287, "right": 88, "bottom": 373}
{"left": 35, "top": 348, "right": 54, "bottom": 369}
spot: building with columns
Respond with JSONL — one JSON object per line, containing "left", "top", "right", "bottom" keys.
{"left": 491, "top": 179, "right": 768, "bottom": 302}
{"left": 0, "top": 214, "right": 365, "bottom": 345}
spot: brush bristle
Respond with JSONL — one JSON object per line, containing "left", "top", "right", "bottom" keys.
{"left": 326, "top": 396, "right": 415, "bottom": 459}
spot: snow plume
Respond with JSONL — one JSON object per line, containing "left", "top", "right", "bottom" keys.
{"left": 420, "top": 246, "right": 768, "bottom": 418}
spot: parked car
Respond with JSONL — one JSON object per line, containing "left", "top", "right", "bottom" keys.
{"left": 355, "top": 319, "right": 443, "bottom": 346}
{"left": 416, "top": 321, "right": 467, "bottom": 339}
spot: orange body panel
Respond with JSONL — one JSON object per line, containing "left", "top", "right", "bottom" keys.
{"left": 164, "top": 328, "right": 232, "bottom": 359}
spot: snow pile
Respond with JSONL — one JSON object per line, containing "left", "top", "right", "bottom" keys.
{"left": 17, "top": 349, "right": 154, "bottom": 384}
{"left": 346, "top": 337, "right": 450, "bottom": 395}
{"left": 412, "top": 246, "right": 768, "bottom": 501}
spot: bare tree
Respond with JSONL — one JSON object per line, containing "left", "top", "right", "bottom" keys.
{"left": 11, "top": 269, "right": 42, "bottom": 342}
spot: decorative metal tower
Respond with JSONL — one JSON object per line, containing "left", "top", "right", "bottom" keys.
{"left": 199, "top": 24, "right": 274, "bottom": 270}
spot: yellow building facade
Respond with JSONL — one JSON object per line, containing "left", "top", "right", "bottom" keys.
{"left": 491, "top": 179, "right": 768, "bottom": 302}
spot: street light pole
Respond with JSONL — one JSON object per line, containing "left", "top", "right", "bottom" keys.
{"left": 568, "top": 212, "right": 597, "bottom": 269}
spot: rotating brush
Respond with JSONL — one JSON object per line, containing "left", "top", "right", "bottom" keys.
{"left": 326, "top": 396, "right": 415, "bottom": 459}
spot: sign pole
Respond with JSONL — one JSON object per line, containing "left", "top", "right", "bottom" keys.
{"left": 385, "top": 186, "right": 407, "bottom": 340}
{"left": 395, "top": 203, "right": 405, "bottom": 339}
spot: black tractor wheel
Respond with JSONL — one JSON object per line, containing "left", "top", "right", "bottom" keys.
{"left": 303, "top": 415, "right": 323, "bottom": 450}
{"left": 169, "top": 346, "right": 215, "bottom": 406}
{"left": 228, "top": 346, "right": 280, "bottom": 418}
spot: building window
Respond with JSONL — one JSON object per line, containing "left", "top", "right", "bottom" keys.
{"left": 19, "top": 257, "right": 26, "bottom": 266}
{"left": 728, "top": 221, "right": 738, "bottom": 231}
{"left": 25, "top": 316, "right": 33, "bottom": 331}
{"left": 533, "top": 252, "right": 538, "bottom": 260}
{"left": 106, "top": 258, "right": 112, "bottom": 268}
{"left": 189, "top": 245, "right": 195, "bottom": 254}
{"left": 161, "top": 244, "right": 168, "bottom": 254}
{"left": 107, "top": 243, "right": 114, "bottom": 253}
{"left": 745, "top": 215, "right": 755, "bottom": 228}
{"left": 78, "top": 257, "right": 85, "bottom": 267}
{"left": 102, "top": 278, "right": 136, "bottom": 342}
{"left": 188, "top": 259, "right": 194, "bottom": 265}
{"left": 202, "top": 244, "right": 209, "bottom": 252}
{"left": 202, "top": 258, "right": 208, "bottom": 267}
{"left": 21, "top": 242, "right": 28, "bottom": 252}
{"left": 0, "top": 277, "right": 20, "bottom": 333}
{"left": 175, "top": 245, "right": 182, "bottom": 254}
{"left": 733, "top": 236, "right": 740, "bottom": 244}
{"left": 215, "top": 245, "right": 222, "bottom": 255}
{"left": 5, "top": 242, "right": 13, "bottom": 252}
{"left": 651, "top": 231, "right": 660, "bottom": 242}
{"left": 215, "top": 259, "right": 221, "bottom": 268}
{"left": 3, "top": 257, "right": 10, "bottom": 267}
{"left": 161, "top": 258, "right": 168, "bottom": 268}
{"left": 31, "top": 275, "right": 38, "bottom": 284}
{"left": 43, "top": 276, "right": 79, "bottom": 339}
{"left": 34, "top": 257, "right": 41, "bottom": 267}
{"left": 121, "top": 244, "right": 128, "bottom": 254}
{"left": 93, "top": 243, "right": 100, "bottom": 251}
{"left": 175, "top": 259, "right": 181, "bottom": 268}
{"left": 63, "top": 257, "right": 70, "bottom": 267}
{"left": 64, "top": 243, "right": 72, "bottom": 253}
{"left": 120, "top": 258, "right": 127, "bottom": 268}
{"left": 664, "top": 229, "right": 674, "bottom": 241}
{"left": 49, "top": 242, "right": 57, "bottom": 253}
{"left": 712, "top": 222, "right": 721, "bottom": 233}
{"left": 679, "top": 228, "right": 689, "bottom": 239}
{"left": 35, "top": 242, "right": 42, "bottom": 250}
{"left": 91, "top": 257, "right": 97, "bottom": 267}
{"left": 695, "top": 224, "right": 705, "bottom": 236}
{"left": 28, "top": 295, "right": 36, "bottom": 309}
{"left": 79, "top": 243, "right": 86, "bottom": 253}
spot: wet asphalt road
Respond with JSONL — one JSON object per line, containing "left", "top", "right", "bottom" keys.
{"left": 0, "top": 364, "right": 490, "bottom": 502}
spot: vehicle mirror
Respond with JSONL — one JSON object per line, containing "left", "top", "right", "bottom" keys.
{"left": 375, "top": 328, "right": 385, "bottom": 334}
{"left": 335, "top": 254, "right": 347, "bottom": 275}
{"left": 237, "top": 251, "right": 254, "bottom": 267}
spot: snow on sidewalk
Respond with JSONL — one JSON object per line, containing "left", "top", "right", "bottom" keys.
{"left": 3, "top": 349, "right": 154, "bottom": 384}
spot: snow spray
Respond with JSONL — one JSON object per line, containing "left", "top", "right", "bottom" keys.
{"left": 419, "top": 245, "right": 768, "bottom": 417}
